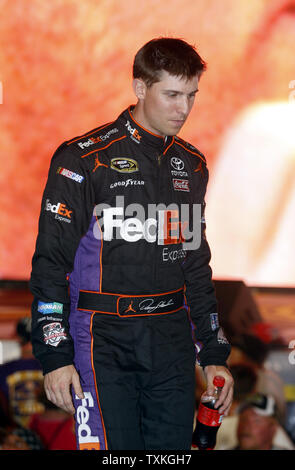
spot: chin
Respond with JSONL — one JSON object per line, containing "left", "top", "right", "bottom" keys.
{"left": 166, "top": 126, "right": 183, "bottom": 136}
{"left": 239, "top": 438, "right": 256, "bottom": 450}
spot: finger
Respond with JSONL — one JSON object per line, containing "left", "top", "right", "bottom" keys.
{"left": 44, "top": 380, "right": 60, "bottom": 408}
{"left": 51, "top": 385, "right": 67, "bottom": 410}
{"left": 205, "top": 375, "right": 215, "bottom": 396}
{"left": 220, "top": 397, "right": 233, "bottom": 416}
{"left": 56, "top": 383, "right": 76, "bottom": 414}
{"left": 217, "top": 385, "right": 234, "bottom": 415}
{"left": 44, "top": 386, "right": 53, "bottom": 405}
{"left": 72, "top": 372, "right": 84, "bottom": 400}
{"left": 216, "top": 387, "right": 232, "bottom": 412}
{"left": 62, "top": 392, "right": 76, "bottom": 415}
{"left": 214, "top": 377, "right": 232, "bottom": 405}
{"left": 214, "top": 385, "right": 229, "bottom": 408}
{"left": 46, "top": 379, "right": 71, "bottom": 413}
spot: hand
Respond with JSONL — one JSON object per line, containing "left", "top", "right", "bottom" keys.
{"left": 203, "top": 365, "right": 234, "bottom": 416}
{"left": 44, "top": 364, "right": 84, "bottom": 414}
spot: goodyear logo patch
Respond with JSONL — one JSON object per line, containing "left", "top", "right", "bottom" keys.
{"left": 110, "top": 158, "right": 138, "bottom": 173}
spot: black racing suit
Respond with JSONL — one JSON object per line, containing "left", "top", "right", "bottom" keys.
{"left": 30, "top": 106, "right": 230, "bottom": 450}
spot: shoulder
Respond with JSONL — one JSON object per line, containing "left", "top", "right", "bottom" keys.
{"left": 174, "top": 136, "right": 207, "bottom": 164}
{"left": 63, "top": 120, "right": 125, "bottom": 160}
{"left": 49, "top": 119, "right": 126, "bottom": 172}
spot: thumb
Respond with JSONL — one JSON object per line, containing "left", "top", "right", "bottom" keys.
{"left": 204, "top": 371, "right": 215, "bottom": 396}
{"left": 72, "top": 370, "right": 84, "bottom": 399}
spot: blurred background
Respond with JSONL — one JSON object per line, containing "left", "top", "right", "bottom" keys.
{"left": 0, "top": 0, "right": 294, "bottom": 450}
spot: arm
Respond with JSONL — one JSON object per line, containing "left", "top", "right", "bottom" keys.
{"left": 30, "top": 144, "right": 94, "bottom": 411}
{"left": 182, "top": 166, "right": 233, "bottom": 414}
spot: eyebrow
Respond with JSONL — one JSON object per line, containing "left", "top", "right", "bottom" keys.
{"left": 164, "top": 88, "right": 199, "bottom": 95}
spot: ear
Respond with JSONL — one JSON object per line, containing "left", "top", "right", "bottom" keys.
{"left": 132, "top": 78, "right": 147, "bottom": 100}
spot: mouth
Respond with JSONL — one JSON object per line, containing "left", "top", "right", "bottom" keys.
{"left": 170, "top": 119, "right": 185, "bottom": 126}
{"left": 239, "top": 433, "right": 252, "bottom": 438}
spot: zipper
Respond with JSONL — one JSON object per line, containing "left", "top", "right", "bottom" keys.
{"left": 152, "top": 150, "right": 163, "bottom": 292}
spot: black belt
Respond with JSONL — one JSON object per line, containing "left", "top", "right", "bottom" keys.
{"left": 77, "top": 287, "right": 185, "bottom": 317}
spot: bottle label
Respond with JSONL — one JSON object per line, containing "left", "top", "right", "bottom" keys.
{"left": 197, "top": 402, "right": 223, "bottom": 427}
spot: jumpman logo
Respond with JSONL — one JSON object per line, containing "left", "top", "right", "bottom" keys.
{"left": 125, "top": 301, "right": 136, "bottom": 313}
{"left": 93, "top": 154, "right": 108, "bottom": 173}
{"left": 194, "top": 162, "right": 204, "bottom": 176}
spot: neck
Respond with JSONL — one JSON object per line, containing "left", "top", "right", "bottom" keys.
{"left": 131, "top": 103, "right": 165, "bottom": 138}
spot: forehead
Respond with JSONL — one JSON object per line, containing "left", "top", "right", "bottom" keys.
{"left": 241, "top": 407, "right": 269, "bottom": 420}
{"left": 153, "top": 70, "right": 199, "bottom": 91}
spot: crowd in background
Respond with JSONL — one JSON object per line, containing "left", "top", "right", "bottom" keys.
{"left": 0, "top": 318, "right": 294, "bottom": 450}
{"left": 0, "top": 318, "right": 76, "bottom": 450}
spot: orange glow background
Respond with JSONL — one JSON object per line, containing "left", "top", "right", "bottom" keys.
{"left": 1, "top": 0, "right": 294, "bottom": 286}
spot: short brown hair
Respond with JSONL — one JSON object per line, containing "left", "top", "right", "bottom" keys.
{"left": 133, "top": 37, "right": 207, "bottom": 87}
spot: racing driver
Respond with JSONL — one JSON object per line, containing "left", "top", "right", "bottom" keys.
{"left": 30, "top": 37, "right": 234, "bottom": 450}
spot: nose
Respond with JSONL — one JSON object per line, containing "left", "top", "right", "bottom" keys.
{"left": 176, "top": 96, "right": 190, "bottom": 116}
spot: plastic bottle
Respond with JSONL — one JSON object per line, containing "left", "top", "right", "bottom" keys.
{"left": 192, "top": 375, "right": 225, "bottom": 450}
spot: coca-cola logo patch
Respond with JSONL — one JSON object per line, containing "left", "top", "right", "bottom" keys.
{"left": 173, "top": 179, "right": 190, "bottom": 192}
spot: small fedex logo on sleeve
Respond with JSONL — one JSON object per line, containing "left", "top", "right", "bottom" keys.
{"left": 38, "top": 301, "right": 63, "bottom": 314}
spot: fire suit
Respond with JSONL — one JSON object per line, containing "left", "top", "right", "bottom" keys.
{"left": 30, "top": 106, "right": 230, "bottom": 450}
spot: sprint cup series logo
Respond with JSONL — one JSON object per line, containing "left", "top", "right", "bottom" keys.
{"left": 110, "top": 158, "right": 139, "bottom": 173}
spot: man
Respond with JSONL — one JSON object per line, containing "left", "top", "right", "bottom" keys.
{"left": 30, "top": 37, "right": 233, "bottom": 450}
{"left": 233, "top": 393, "right": 293, "bottom": 450}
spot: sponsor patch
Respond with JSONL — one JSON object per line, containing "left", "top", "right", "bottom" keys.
{"left": 173, "top": 179, "right": 190, "bottom": 192}
{"left": 110, "top": 179, "right": 144, "bottom": 189}
{"left": 43, "top": 322, "right": 67, "bottom": 347}
{"left": 38, "top": 301, "right": 63, "bottom": 314}
{"left": 170, "top": 156, "right": 188, "bottom": 177}
{"left": 110, "top": 158, "right": 139, "bottom": 173}
{"left": 99, "top": 205, "right": 196, "bottom": 248}
{"left": 37, "top": 316, "right": 63, "bottom": 323}
{"left": 77, "top": 128, "right": 118, "bottom": 149}
{"left": 125, "top": 120, "right": 142, "bottom": 143}
{"left": 162, "top": 247, "right": 187, "bottom": 262}
{"left": 171, "top": 157, "right": 185, "bottom": 171}
{"left": 210, "top": 313, "right": 219, "bottom": 331}
{"left": 93, "top": 154, "right": 108, "bottom": 173}
{"left": 57, "top": 167, "right": 84, "bottom": 183}
{"left": 45, "top": 199, "right": 72, "bottom": 223}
